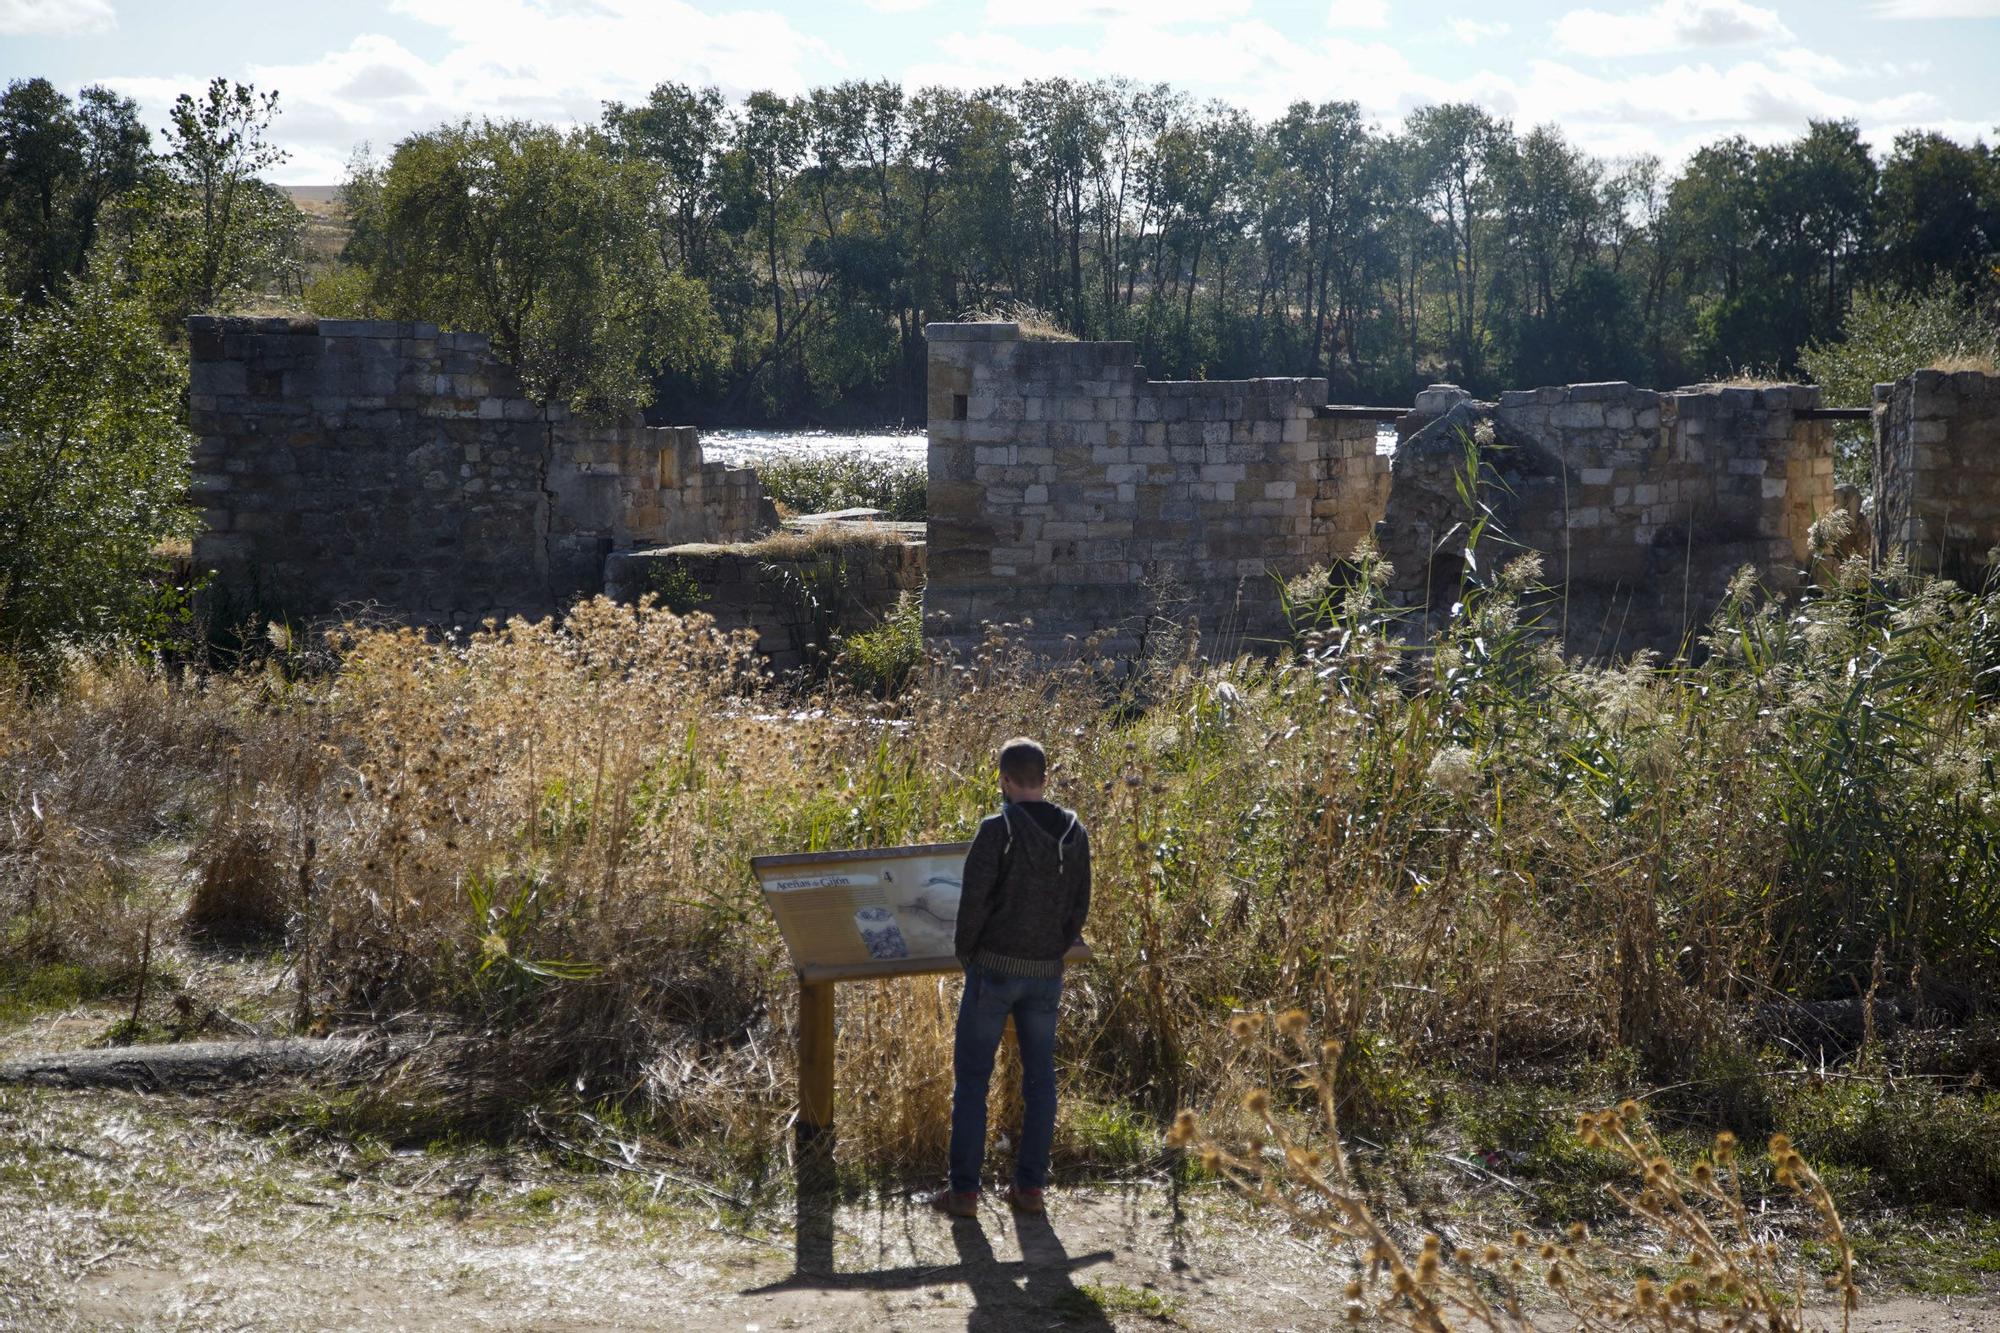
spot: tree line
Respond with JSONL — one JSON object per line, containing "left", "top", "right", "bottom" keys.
{"left": 316, "top": 79, "right": 1997, "bottom": 421}
{"left": 4, "top": 73, "right": 1998, "bottom": 424}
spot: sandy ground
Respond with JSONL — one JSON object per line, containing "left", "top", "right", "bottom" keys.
{"left": 3, "top": 983, "right": 1997, "bottom": 1332}
{"left": 2, "top": 1075, "right": 1994, "bottom": 1332}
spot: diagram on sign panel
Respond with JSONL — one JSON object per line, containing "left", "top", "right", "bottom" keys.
{"left": 878, "top": 864, "right": 962, "bottom": 959}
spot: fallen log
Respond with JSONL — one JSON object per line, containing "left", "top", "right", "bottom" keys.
{"left": 0, "top": 1038, "right": 366, "bottom": 1093}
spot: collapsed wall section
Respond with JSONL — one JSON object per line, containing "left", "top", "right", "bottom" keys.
{"left": 1378, "top": 382, "right": 1836, "bottom": 655}
{"left": 924, "top": 322, "right": 1391, "bottom": 656}
{"left": 1875, "top": 368, "right": 2000, "bottom": 583}
{"left": 188, "top": 316, "right": 771, "bottom": 627}
{"left": 605, "top": 528, "right": 926, "bottom": 674}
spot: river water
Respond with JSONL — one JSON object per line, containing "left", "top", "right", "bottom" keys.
{"left": 698, "top": 425, "right": 1394, "bottom": 467}
{"left": 700, "top": 429, "right": 926, "bottom": 468}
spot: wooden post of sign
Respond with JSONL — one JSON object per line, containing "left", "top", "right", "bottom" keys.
{"left": 794, "top": 976, "right": 838, "bottom": 1276}
{"left": 797, "top": 978, "right": 837, "bottom": 1161}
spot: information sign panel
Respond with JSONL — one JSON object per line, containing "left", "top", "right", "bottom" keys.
{"left": 752, "top": 841, "right": 1089, "bottom": 982}
{"left": 752, "top": 842, "right": 973, "bottom": 981}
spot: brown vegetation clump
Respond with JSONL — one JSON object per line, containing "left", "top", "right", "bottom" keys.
{"left": 5, "top": 550, "right": 2000, "bottom": 1209}
{"left": 184, "top": 828, "right": 285, "bottom": 944}
{"left": 1178, "top": 1011, "right": 1859, "bottom": 1331}
{"left": 959, "top": 301, "right": 1076, "bottom": 342}
{"left": 742, "top": 522, "right": 909, "bottom": 560}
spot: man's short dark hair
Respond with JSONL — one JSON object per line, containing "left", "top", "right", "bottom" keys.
{"left": 998, "top": 737, "right": 1047, "bottom": 785}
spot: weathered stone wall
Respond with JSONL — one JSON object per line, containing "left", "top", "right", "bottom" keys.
{"left": 924, "top": 322, "right": 1390, "bottom": 656}
{"left": 1308, "top": 414, "right": 1396, "bottom": 562}
{"left": 926, "top": 322, "right": 1857, "bottom": 660}
{"left": 1875, "top": 368, "right": 2000, "bottom": 583}
{"left": 188, "top": 316, "right": 772, "bottom": 627}
{"left": 605, "top": 532, "right": 925, "bottom": 673}
{"left": 1378, "top": 381, "right": 1835, "bottom": 655}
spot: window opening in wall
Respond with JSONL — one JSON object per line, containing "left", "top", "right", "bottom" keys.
{"left": 952, "top": 393, "right": 968, "bottom": 421}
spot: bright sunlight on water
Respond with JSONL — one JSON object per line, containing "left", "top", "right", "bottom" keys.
{"left": 700, "top": 429, "right": 926, "bottom": 467}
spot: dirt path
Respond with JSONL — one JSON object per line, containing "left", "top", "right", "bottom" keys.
{"left": 3, "top": 981, "right": 1994, "bottom": 1333}
{"left": 5, "top": 1080, "right": 1996, "bottom": 1332}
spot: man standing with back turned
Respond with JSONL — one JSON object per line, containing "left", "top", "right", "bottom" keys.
{"left": 932, "top": 737, "right": 1091, "bottom": 1218}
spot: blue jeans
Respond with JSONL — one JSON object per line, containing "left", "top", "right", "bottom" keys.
{"left": 948, "top": 966, "right": 1062, "bottom": 1195}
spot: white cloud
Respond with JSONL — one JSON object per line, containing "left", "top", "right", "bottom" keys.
{"left": 1769, "top": 46, "right": 1847, "bottom": 80}
{"left": 983, "top": 0, "right": 1249, "bottom": 25}
{"left": 1449, "top": 17, "right": 1512, "bottom": 43}
{"left": 901, "top": 11, "right": 1935, "bottom": 160}
{"left": 0, "top": 0, "right": 113, "bottom": 36}
{"left": 1553, "top": 0, "right": 1791, "bottom": 57}
{"left": 1868, "top": 0, "right": 2000, "bottom": 14}
{"left": 104, "top": 0, "right": 834, "bottom": 183}
{"left": 1326, "top": 0, "right": 1389, "bottom": 29}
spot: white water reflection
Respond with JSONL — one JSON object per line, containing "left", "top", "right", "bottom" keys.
{"left": 700, "top": 425, "right": 1394, "bottom": 464}
{"left": 701, "top": 429, "right": 926, "bottom": 467}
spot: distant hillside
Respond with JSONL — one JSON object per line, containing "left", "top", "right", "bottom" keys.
{"left": 281, "top": 185, "right": 349, "bottom": 281}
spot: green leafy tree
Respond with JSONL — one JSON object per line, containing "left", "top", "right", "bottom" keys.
{"left": 304, "top": 77, "right": 2000, "bottom": 417}
{"left": 339, "top": 118, "right": 724, "bottom": 415}
{"left": 123, "top": 80, "right": 296, "bottom": 333}
{"left": 1877, "top": 131, "right": 1999, "bottom": 293}
{"left": 0, "top": 278, "right": 195, "bottom": 660}
{"left": 0, "top": 78, "right": 150, "bottom": 302}
{"left": 1801, "top": 280, "right": 1998, "bottom": 408}
{"left": 1407, "top": 103, "right": 1508, "bottom": 382}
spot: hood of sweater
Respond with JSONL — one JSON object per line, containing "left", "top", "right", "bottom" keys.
{"left": 1001, "top": 799, "right": 1081, "bottom": 871}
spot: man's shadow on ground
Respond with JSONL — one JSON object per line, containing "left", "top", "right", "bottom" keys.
{"left": 745, "top": 1183, "right": 1116, "bottom": 1329}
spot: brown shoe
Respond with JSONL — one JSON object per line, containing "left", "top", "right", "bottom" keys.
{"left": 1005, "top": 1185, "right": 1045, "bottom": 1214}
{"left": 930, "top": 1187, "right": 979, "bottom": 1218}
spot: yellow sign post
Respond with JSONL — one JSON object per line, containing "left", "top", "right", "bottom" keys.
{"left": 751, "top": 841, "right": 1089, "bottom": 1152}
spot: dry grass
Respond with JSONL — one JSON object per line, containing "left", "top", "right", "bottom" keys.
{"left": 5, "top": 551, "right": 2000, "bottom": 1214}
{"left": 743, "top": 522, "right": 911, "bottom": 560}
{"left": 1179, "top": 1012, "right": 1859, "bottom": 1331}
{"left": 960, "top": 301, "right": 1078, "bottom": 342}
{"left": 1928, "top": 354, "right": 1998, "bottom": 374}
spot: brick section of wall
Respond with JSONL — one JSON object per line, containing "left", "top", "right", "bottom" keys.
{"left": 1379, "top": 381, "right": 1835, "bottom": 655}
{"left": 924, "top": 322, "right": 1390, "bottom": 656}
{"left": 1875, "top": 368, "right": 2000, "bottom": 582}
{"left": 923, "top": 323, "right": 1873, "bottom": 661}
{"left": 604, "top": 536, "right": 925, "bottom": 674}
{"left": 188, "top": 315, "right": 771, "bottom": 628}
{"left": 1309, "top": 415, "right": 1395, "bottom": 561}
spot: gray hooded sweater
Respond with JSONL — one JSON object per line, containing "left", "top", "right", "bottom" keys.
{"left": 955, "top": 799, "right": 1092, "bottom": 978}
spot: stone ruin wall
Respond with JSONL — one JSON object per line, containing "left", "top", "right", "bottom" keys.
{"left": 924, "top": 322, "right": 1906, "bottom": 659}
{"left": 187, "top": 314, "right": 1999, "bottom": 663}
{"left": 924, "top": 322, "right": 1392, "bottom": 657}
{"left": 188, "top": 316, "right": 772, "bottom": 629}
{"left": 1379, "top": 381, "right": 1840, "bottom": 655}
{"left": 1875, "top": 368, "right": 2000, "bottom": 584}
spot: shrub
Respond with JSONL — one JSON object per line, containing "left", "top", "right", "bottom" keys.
{"left": 755, "top": 453, "right": 926, "bottom": 521}
{"left": 0, "top": 278, "right": 196, "bottom": 663}
{"left": 184, "top": 827, "right": 286, "bottom": 944}
{"left": 1800, "top": 281, "right": 2000, "bottom": 482}
{"left": 838, "top": 589, "right": 924, "bottom": 696}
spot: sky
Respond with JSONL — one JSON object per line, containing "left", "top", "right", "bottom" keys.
{"left": 2, "top": 0, "right": 1996, "bottom": 184}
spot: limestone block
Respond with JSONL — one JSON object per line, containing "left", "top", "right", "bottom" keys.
{"left": 1552, "top": 402, "right": 1606, "bottom": 429}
